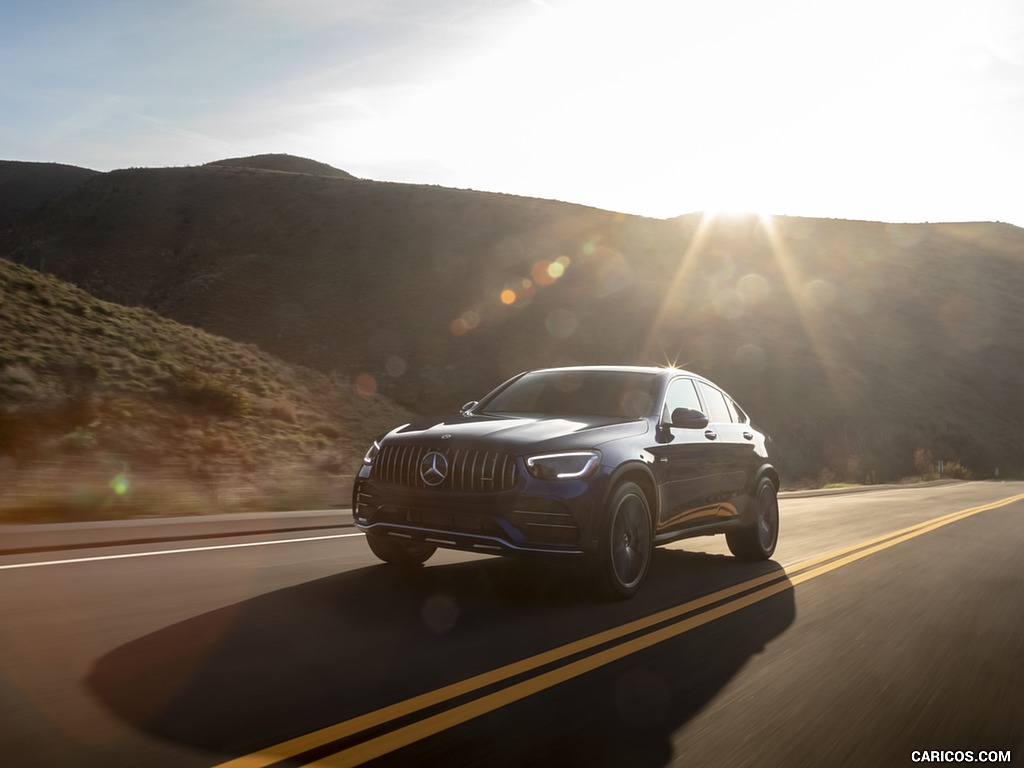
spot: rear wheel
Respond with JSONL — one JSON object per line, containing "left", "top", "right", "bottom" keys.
{"left": 726, "top": 477, "right": 779, "bottom": 560}
{"left": 366, "top": 534, "right": 437, "bottom": 566}
{"left": 593, "top": 481, "right": 653, "bottom": 599}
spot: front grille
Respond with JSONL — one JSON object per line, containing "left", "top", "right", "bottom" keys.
{"left": 374, "top": 445, "right": 519, "bottom": 492}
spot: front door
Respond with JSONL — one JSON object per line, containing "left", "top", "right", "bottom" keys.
{"left": 649, "top": 377, "right": 723, "bottom": 531}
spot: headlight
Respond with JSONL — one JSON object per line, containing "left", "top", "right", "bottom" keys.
{"left": 362, "top": 440, "right": 381, "bottom": 466}
{"left": 525, "top": 451, "right": 600, "bottom": 480}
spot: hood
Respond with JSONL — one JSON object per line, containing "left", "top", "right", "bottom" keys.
{"left": 386, "top": 412, "right": 649, "bottom": 453}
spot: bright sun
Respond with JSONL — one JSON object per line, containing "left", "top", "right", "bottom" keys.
{"left": 391, "top": 0, "right": 992, "bottom": 223}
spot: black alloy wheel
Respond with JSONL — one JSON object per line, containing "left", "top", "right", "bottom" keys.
{"left": 594, "top": 481, "right": 653, "bottom": 599}
{"left": 726, "top": 477, "right": 779, "bottom": 560}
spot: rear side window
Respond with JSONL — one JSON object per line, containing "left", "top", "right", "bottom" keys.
{"left": 696, "top": 381, "right": 734, "bottom": 423}
{"left": 728, "top": 397, "right": 748, "bottom": 424}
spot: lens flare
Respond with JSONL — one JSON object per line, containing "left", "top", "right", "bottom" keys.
{"left": 545, "top": 308, "right": 578, "bottom": 339}
{"left": 804, "top": 279, "right": 837, "bottom": 311}
{"left": 713, "top": 288, "right": 744, "bottom": 319}
{"left": 500, "top": 289, "right": 517, "bottom": 305}
{"left": 595, "top": 255, "right": 633, "bottom": 297}
{"left": 355, "top": 373, "right": 377, "bottom": 395}
{"left": 109, "top": 473, "right": 129, "bottom": 496}
{"left": 734, "top": 343, "right": 767, "bottom": 371}
{"left": 531, "top": 260, "right": 557, "bottom": 286}
{"left": 737, "top": 273, "right": 770, "bottom": 304}
{"left": 451, "top": 310, "right": 481, "bottom": 336}
{"left": 385, "top": 356, "right": 406, "bottom": 377}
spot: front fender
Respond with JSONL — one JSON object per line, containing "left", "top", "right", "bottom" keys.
{"left": 740, "top": 463, "right": 780, "bottom": 525}
{"left": 593, "top": 460, "right": 660, "bottom": 545}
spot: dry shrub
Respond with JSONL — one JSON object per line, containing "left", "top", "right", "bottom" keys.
{"left": 940, "top": 461, "right": 973, "bottom": 480}
{"left": 170, "top": 368, "right": 249, "bottom": 417}
{"left": 266, "top": 398, "right": 298, "bottom": 423}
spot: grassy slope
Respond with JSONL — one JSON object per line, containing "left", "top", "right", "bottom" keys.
{"left": 0, "top": 258, "right": 413, "bottom": 521}
{"left": 4, "top": 157, "right": 1024, "bottom": 485}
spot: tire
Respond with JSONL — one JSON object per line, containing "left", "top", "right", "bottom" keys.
{"left": 366, "top": 534, "right": 437, "bottom": 566}
{"left": 592, "top": 481, "right": 653, "bottom": 599}
{"left": 726, "top": 477, "right": 779, "bottom": 560}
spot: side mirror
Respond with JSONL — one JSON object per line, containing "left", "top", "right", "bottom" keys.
{"left": 670, "top": 407, "right": 709, "bottom": 430}
{"left": 460, "top": 400, "right": 479, "bottom": 415}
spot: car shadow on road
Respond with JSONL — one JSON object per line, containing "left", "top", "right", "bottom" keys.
{"left": 86, "top": 548, "right": 795, "bottom": 766}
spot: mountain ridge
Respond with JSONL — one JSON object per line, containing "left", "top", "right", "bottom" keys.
{"left": 3, "top": 155, "right": 1023, "bottom": 485}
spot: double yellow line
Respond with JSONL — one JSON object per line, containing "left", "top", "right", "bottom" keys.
{"left": 218, "top": 491, "right": 1024, "bottom": 768}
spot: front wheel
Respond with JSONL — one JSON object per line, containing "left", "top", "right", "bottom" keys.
{"left": 726, "top": 477, "right": 779, "bottom": 560}
{"left": 592, "top": 481, "right": 653, "bottom": 600}
{"left": 366, "top": 534, "right": 437, "bottom": 566}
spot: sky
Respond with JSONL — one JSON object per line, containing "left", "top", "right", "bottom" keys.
{"left": 3, "top": 0, "right": 1023, "bottom": 226}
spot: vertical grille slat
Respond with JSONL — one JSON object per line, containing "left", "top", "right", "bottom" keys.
{"left": 487, "top": 452, "right": 499, "bottom": 490}
{"left": 469, "top": 450, "right": 480, "bottom": 492}
{"left": 372, "top": 445, "right": 518, "bottom": 492}
{"left": 450, "top": 448, "right": 461, "bottom": 490}
{"left": 459, "top": 449, "right": 470, "bottom": 490}
{"left": 414, "top": 445, "right": 425, "bottom": 488}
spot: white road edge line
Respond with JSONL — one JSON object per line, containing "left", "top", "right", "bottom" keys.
{"left": 0, "top": 532, "right": 366, "bottom": 570}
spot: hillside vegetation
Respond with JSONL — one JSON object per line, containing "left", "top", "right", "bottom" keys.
{"left": 0, "top": 258, "right": 412, "bottom": 521}
{"left": 3, "top": 154, "right": 1024, "bottom": 494}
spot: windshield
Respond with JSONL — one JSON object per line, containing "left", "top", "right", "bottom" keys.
{"left": 479, "top": 370, "right": 659, "bottom": 419}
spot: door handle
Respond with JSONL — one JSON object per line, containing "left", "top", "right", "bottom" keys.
{"left": 704, "top": 429, "right": 718, "bottom": 440}
{"left": 743, "top": 431, "right": 754, "bottom": 440}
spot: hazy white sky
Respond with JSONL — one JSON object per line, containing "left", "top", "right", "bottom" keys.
{"left": 3, "top": 0, "right": 1023, "bottom": 225}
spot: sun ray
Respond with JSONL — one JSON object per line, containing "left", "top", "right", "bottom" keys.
{"left": 641, "top": 212, "right": 717, "bottom": 365}
{"left": 758, "top": 216, "right": 849, "bottom": 403}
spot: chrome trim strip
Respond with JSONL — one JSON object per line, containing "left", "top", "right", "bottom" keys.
{"left": 359, "top": 522, "right": 583, "bottom": 555}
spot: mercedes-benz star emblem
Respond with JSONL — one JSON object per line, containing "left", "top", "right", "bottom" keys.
{"left": 419, "top": 451, "right": 449, "bottom": 487}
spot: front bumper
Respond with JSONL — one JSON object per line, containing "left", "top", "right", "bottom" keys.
{"left": 352, "top": 470, "right": 609, "bottom": 558}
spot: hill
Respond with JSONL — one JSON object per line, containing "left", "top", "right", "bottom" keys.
{"left": 3, "top": 157, "right": 1024, "bottom": 485}
{"left": 204, "top": 153, "right": 356, "bottom": 178}
{"left": 0, "top": 160, "right": 99, "bottom": 226}
{"left": 0, "top": 258, "right": 412, "bottom": 521}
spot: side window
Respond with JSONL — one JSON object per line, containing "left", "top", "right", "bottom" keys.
{"left": 728, "top": 397, "right": 748, "bottom": 424}
{"left": 661, "top": 378, "right": 702, "bottom": 422}
{"left": 696, "top": 381, "right": 734, "bottom": 423}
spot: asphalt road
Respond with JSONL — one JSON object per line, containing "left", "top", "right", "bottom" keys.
{"left": 1, "top": 481, "right": 1022, "bottom": 767}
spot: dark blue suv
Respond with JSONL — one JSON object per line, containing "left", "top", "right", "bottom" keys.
{"left": 353, "top": 366, "right": 779, "bottom": 598}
